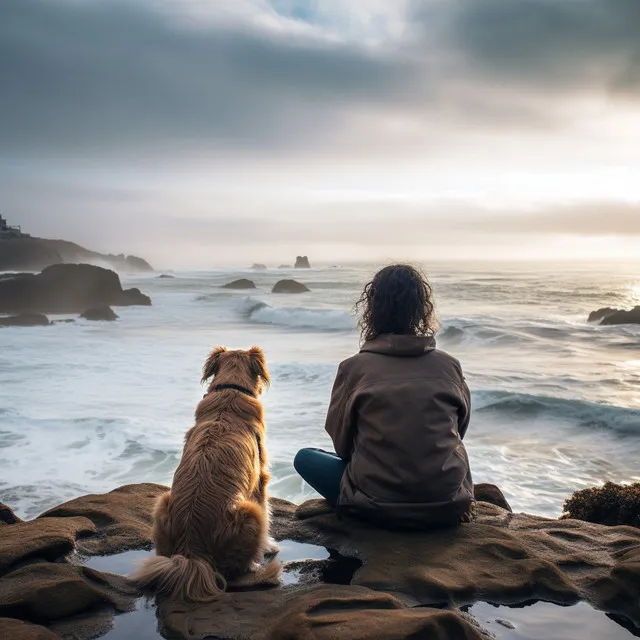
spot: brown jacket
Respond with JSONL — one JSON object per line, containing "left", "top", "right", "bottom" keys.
{"left": 325, "top": 334, "right": 473, "bottom": 528}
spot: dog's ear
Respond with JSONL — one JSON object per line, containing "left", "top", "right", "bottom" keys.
{"left": 248, "top": 346, "right": 270, "bottom": 388}
{"left": 202, "top": 346, "right": 227, "bottom": 383}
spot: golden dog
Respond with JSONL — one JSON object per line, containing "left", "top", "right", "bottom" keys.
{"left": 131, "top": 346, "right": 280, "bottom": 601}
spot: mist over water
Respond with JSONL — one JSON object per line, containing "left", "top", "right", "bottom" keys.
{"left": 1, "top": 262, "right": 639, "bottom": 519}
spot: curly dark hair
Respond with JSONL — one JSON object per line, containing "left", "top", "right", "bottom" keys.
{"left": 355, "top": 264, "right": 438, "bottom": 343}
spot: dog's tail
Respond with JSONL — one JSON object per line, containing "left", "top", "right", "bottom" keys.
{"left": 130, "top": 554, "right": 227, "bottom": 603}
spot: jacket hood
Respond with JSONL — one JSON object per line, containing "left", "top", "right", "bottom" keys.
{"left": 360, "top": 333, "right": 436, "bottom": 357}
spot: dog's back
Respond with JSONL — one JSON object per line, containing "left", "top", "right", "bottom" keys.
{"left": 130, "top": 346, "right": 280, "bottom": 601}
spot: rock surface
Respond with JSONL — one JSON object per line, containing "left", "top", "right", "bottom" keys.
{"left": 0, "top": 264, "right": 151, "bottom": 314}
{"left": 0, "top": 618, "right": 60, "bottom": 640}
{"left": 272, "top": 279, "right": 310, "bottom": 294}
{"left": 160, "top": 584, "right": 489, "bottom": 640}
{"left": 0, "top": 237, "right": 153, "bottom": 272}
{"left": 157, "top": 274, "right": 175, "bottom": 279}
{"left": 80, "top": 306, "right": 119, "bottom": 322}
{"left": 0, "top": 516, "right": 96, "bottom": 573}
{"left": 272, "top": 497, "right": 640, "bottom": 622}
{"left": 222, "top": 278, "right": 257, "bottom": 290}
{"left": 588, "top": 307, "right": 618, "bottom": 323}
{"left": 588, "top": 306, "right": 640, "bottom": 325}
{"left": 474, "top": 482, "right": 512, "bottom": 512}
{"left": 1, "top": 482, "right": 639, "bottom": 639}
{"left": 39, "top": 483, "right": 168, "bottom": 555}
{"left": 0, "top": 503, "right": 22, "bottom": 525}
{"left": 601, "top": 306, "right": 640, "bottom": 325}
{"left": 251, "top": 263, "right": 267, "bottom": 270}
{"left": 294, "top": 255, "right": 311, "bottom": 268}
{"left": 0, "top": 313, "right": 50, "bottom": 327}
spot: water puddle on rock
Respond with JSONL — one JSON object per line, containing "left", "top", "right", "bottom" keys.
{"left": 467, "top": 601, "right": 639, "bottom": 640}
{"left": 74, "top": 541, "right": 362, "bottom": 638}
{"left": 81, "top": 549, "right": 166, "bottom": 640}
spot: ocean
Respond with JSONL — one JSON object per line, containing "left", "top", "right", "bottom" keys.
{"left": 1, "top": 262, "right": 639, "bottom": 520}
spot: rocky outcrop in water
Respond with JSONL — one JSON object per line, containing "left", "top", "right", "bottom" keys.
{"left": 588, "top": 306, "right": 640, "bottom": 325}
{"left": 0, "top": 237, "right": 153, "bottom": 272}
{"left": 0, "top": 482, "right": 639, "bottom": 639}
{"left": 251, "top": 263, "right": 267, "bottom": 270}
{"left": 222, "top": 278, "right": 257, "bottom": 290}
{"left": 562, "top": 482, "right": 640, "bottom": 527}
{"left": 80, "top": 306, "right": 119, "bottom": 322}
{"left": 0, "top": 264, "right": 151, "bottom": 314}
{"left": 0, "top": 313, "right": 50, "bottom": 327}
{"left": 272, "top": 279, "right": 310, "bottom": 294}
{"left": 294, "top": 256, "right": 311, "bottom": 269}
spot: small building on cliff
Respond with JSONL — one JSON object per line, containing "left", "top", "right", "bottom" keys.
{"left": 0, "top": 214, "right": 29, "bottom": 238}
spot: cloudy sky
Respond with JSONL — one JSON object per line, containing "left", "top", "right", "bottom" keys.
{"left": 1, "top": 0, "right": 639, "bottom": 266}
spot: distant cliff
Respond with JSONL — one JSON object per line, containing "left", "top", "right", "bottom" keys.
{"left": 0, "top": 237, "right": 153, "bottom": 272}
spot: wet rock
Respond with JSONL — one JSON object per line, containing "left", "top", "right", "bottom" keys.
{"left": 160, "top": 584, "right": 489, "bottom": 640}
{"left": 272, "top": 279, "right": 310, "bottom": 294}
{"left": 222, "top": 278, "right": 257, "bottom": 290}
{"left": 0, "top": 264, "right": 152, "bottom": 313}
{"left": 0, "top": 618, "right": 60, "bottom": 640}
{"left": 0, "top": 313, "right": 50, "bottom": 327}
{"left": 120, "top": 287, "right": 152, "bottom": 306}
{"left": 0, "top": 562, "right": 135, "bottom": 622}
{"left": 600, "top": 306, "right": 640, "bottom": 326}
{"left": 281, "top": 498, "right": 640, "bottom": 623}
{"left": 251, "top": 263, "right": 267, "bottom": 270}
{"left": 588, "top": 307, "right": 618, "bottom": 323}
{"left": 0, "top": 516, "right": 96, "bottom": 573}
{"left": 0, "top": 502, "right": 22, "bottom": 525}
{"left": 474, "top": 483, "right": 512, "bottom": 512}
{"left": 38, "top": 483, "right": 169, "bottom": 555}
{"left": 2, "top": 483, "right": 640, "bottom": 638}
{"left": 588, "top": 306, "right": 640, "bottom": 325}
{"left": 80, "top": 306, "right": 118, "bottom": 322}
{"left": 562, "top": 482, "right": 640, "bottom": 527}
{"left": 157, "top": 274, "right": 175, "bottom": 279}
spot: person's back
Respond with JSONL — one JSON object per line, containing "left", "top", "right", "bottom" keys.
{"left": 294, "top": 264, "right": 474, "bottom": 529}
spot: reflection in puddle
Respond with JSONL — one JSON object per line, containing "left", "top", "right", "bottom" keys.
{"left": 83, "top": 549, "right": 152, "bottom": 575}
{"left": 276, "top": 539, "right": 362, "bottom": 586}
{"left": 468, "top": 601, "right": 639, "bottom": 640}
{"left": 276, "top": 539, "right": 330, "bottom": 562}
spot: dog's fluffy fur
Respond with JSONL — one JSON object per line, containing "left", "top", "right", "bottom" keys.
{"left": 130, "top": 346, "right": 280, "bottom": 601}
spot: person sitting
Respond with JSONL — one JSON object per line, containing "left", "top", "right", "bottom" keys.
{"left": 294, "top": 264, "right": 474, "bottom": 528}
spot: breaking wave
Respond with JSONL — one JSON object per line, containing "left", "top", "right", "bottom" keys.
{"left": 474, "top": 391, "right": 640, "bottom": 435}
{"left": 238, "top": 298, "right": 354, "bottom": 332}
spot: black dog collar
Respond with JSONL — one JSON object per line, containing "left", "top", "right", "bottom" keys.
{"left": 209, "top": 383, "right": 256, "bottom": 398}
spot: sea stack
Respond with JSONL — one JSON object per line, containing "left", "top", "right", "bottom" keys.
{"left": 294, "top": 256, "right": 311, "bottom": 269}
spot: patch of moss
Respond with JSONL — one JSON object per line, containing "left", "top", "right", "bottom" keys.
{"left": 562, "top": 482, "right": 640, "bottom": 527}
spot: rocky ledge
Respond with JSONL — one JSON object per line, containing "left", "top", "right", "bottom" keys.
{"left": 0, "top": 264, "right": 151, "bottom": 314}
{"left": 0, "top": 483, "right": 639, "bottom": 640}
{"left": 588, "top": 306, "right": 640, "bottom": 325}
{"left": 272, "top": 279, "right": 310, "bottom": 294}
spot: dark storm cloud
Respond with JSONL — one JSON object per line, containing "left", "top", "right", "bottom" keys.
{"left": 2, "top": 0, "right": 640, "bottom": 157}
{"left": 436, "top": 0, "right": 640, "bottom": 94}
{"left": 0, "top": 0, "right": 417, "bottom": 155}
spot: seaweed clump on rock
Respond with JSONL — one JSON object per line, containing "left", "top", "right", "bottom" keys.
{"left": 562, "top": 482, "right": 640, "bottom": 527}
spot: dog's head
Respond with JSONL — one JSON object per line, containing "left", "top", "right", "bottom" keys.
{"left": 201, "top": 346, "right": 270, "bottom": 395}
